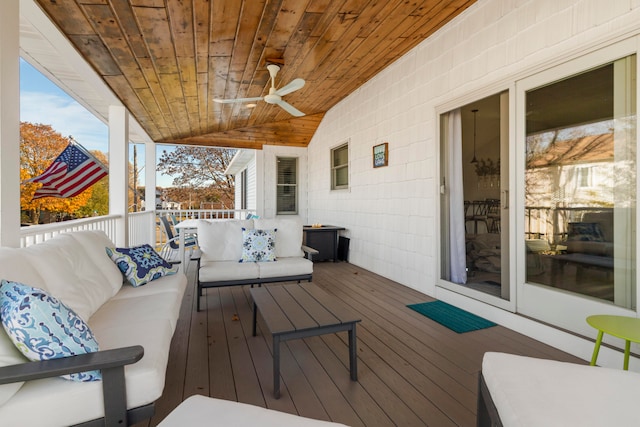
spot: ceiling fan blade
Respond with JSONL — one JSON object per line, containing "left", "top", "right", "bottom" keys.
{"left": 213, "top": 97, "right": 262, "bottom": 104}
{"left": 274, "top": 78, "right": 305, "bottom": 96}
{"left": 275, "top": 99, "right": 305, "bottom": 117}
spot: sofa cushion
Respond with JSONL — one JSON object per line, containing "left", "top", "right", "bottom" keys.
{"left": 90, "top": 289, "right": 184, "bottom": 332}
{"left": 257, "top": 257, "right": 313, "bottom": 279}
{"left": 254, "top": 218, "right": 304, "bottom": 258}
{"left": 0, "top": 320, "right": 175, "bottom": 427}
{"left": 240, "top": 228, "right": 277, "bottom": 262}
{"left": 158, "top": 394, "right": 350, "bottom": 427}
{"left": 199, "top": 260, "right": 260, "bottom": 282}
{"left": 0, "top": 247, "right": 47, "bottom": 290}
{"left": 112, "top": 272, "right": 187, "bottom": 301}
{"left": 0, "top": 329, "right": 27, "bottom": 406}
{"left": 482, "top": 352, "right": 640, "bottom": 427}
{"left": 67, "top": 231, "right": 124, "bottom": 295}
{"left": 106, "top": 244, "right": 177, "bottom": 287}
{"left": 0, "top": 280, "right": 101, "bottom": 382}
{"left": 197, "top": 219, "right": 254, "bottom": 262}
{"left": 22, "top": 235, "right": 108, "bottom": 321}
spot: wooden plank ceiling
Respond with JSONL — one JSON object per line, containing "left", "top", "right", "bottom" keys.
{"left": 35, "top": 0, "right": 475, "bottom": 150}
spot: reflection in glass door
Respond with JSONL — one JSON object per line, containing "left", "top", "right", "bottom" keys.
{"left": 440, "top": 92, "right": 510, "bottom": 301}
{"left": 524, "top": 55, "right": 636, "bottom": 309}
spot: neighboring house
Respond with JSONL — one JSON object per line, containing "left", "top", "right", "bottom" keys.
{"left": 226, "top": 146, "right": 308, "bottom": 219}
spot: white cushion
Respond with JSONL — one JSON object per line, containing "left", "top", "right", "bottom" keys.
{"left": 23, "top": 235, "right": 104, "bottom": 321}
{"left": 89, "top": 291, "right": 184, "bottom": 332}
{"left": 67, "top": 231, "right": 123, "bottom": 294}
{"left": 0, "top": 320, "right": 174, "bottom": 427}
{"left": 257, "top": 257, "right": 313, "bottom": 279}
{"left": 158, "top": 395, "right": 349, "bottom": 427}
{"left": 112, "top": 273, "right": 186, "bottom": 300}
{"left": 0, "top": 330, "right": 27, "bottom": 406}
{"left": 254, "top": 217, "right": 304, "bottom": 258}
{"left": 199, "top": 260, "right": 259, "bottom": 282}
{"left": 0, "top": 247, "right": 47, "bottom": 289}
{"left": 197, "top": 219, "right": 254, "bottom": 262}
{"left": 482, "top": 352, "right": 640, "bottom": 427}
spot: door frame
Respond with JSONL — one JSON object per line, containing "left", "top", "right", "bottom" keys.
{"left": 514, "top": 37, "right": 640, "bottom": 338}
{"left": 436, "top": 85, "right": 517, "bottom": 313}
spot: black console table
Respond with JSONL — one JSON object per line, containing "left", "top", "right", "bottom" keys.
{"left": 303, "top": 225, "right": 345, "bottom": 262}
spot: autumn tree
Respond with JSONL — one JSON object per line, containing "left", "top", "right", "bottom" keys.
{"left": 157, "top": 146, "right": 236, "bottom": 208}
{"left": 20, "top": 122, "right": 98, "bottom": 223}
{"left": 76, "top": 150, "right": 110, "bottom": 218}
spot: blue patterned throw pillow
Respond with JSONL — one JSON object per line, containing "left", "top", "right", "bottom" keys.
{"left": 106, "top": 244, "right": 177, "bottom": 287}
{"left": 240, "top": 228, "right": 277, "bottom": 262}
{"left": 0, "top": 280, "right": 101, "bottom": 382}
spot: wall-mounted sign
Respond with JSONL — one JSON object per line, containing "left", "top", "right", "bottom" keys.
{"left": 373, "top": 142, "right": 388, "bottom": 168}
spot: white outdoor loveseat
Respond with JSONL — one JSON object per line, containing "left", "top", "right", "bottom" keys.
{"left": 196, "top": 216, "right": 317, "bottom": 311}
{"left": 0, "top": 230, "right": 186, "bottom": 426}
{"left": 478, "top": 352, "right": 640, "bottom": 426}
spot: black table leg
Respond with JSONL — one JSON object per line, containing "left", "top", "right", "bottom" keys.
{"left": 273, "top": 335, "right": 281, "bottom": 398}
{"left": 349, "top": 324, "right": 358, "bottom": 381}
{"left": 252, "top": 302, "right": 257, "bottom": 337}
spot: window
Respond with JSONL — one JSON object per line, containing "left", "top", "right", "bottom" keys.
{"left": 331, "top": 142, "right": 349, "bottom": 190}
{"left": 276, "top": 157, "right": 297, "bottom": 214}
{"left": 576, "top": 166, "right": 592, "bottom": 188}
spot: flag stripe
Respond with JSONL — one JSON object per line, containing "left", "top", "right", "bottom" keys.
{"left": 30, "top": 141, "right": 108, "bottom": 200}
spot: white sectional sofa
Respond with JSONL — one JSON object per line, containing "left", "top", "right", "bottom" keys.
{"left": 196, "top": 217, "right": 316, "bottom": 311}
{"left": 0, "top": 230, "right": 187, "bottom": 426}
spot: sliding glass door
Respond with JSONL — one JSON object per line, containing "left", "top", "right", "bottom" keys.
{"left": 517, "top": 42, "right": 637, "bottom": 334}
{"left": 440, "top": 92, "right": 511, "bottom": 307}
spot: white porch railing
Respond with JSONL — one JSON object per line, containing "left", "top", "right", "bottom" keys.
{"left": 155, "top": 209, "right": 256, "bottom": 249}
{"left": 159, "top": 209, "right": 255, "bottom": 222}
{"left": 129, "top": 210, "right": 155, "bottom": 246}
{"left": 18, "top": 209, "right": 256, "bottom": 249}
{"left": 20, "top": 215, "right": 120, "bottom": 247}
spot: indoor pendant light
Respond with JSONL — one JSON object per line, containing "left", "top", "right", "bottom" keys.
{"left": 470, "top": 109, "right": 478, "bottom": 164}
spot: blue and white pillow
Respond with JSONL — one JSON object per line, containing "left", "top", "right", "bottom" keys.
{"left": 106, "top": 244, "right": 177, "bottom": 287}
{"left": 0, "top": 280, "right": 101, "bottom": 382}
{"left": 240, "top": 228, "right": 277, "bottom": 262}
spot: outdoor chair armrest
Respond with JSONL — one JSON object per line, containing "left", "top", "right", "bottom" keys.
{"left": 0, "top": 345, "right": 144, "bottom": 427}
{"left": 302, "top": 245, "right": 319, "bottom": 261}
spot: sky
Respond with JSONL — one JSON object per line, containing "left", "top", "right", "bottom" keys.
{"left": 19, "top": 59, "right": 175, "bottom": 187}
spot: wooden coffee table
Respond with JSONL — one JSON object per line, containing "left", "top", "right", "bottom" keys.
{"left": 250, "top": 283, "right": 361, "bottom": 398}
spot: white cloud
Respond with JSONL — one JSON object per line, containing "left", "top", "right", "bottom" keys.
{"left": 20, "top": 90, "right": 108, "bottom": 152}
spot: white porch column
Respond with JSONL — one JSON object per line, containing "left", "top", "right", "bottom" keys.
{"left": 0, "top": 1, "right": 21, "bottom": 247}
{"left": 145, "top": 141, "right": 156, "bottom": 241}
{"left": 109, "top": 105, "right": 129, "bottom": 246}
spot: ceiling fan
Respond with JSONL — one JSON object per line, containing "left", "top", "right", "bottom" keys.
{"left": 213, "top": 64, "right": 306, "bottom": 117}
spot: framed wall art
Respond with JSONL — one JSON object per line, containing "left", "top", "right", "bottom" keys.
{"left": 373, "top": 142, "right": 388, "bottom": 168}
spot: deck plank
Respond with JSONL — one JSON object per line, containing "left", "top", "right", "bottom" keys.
{"left": 141, "top": 261, "right": 586, "bottom": 426}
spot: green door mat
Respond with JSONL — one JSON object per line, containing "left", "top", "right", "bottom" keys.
{"left": 407, "top": 300, "right": 496, "bottom": 333}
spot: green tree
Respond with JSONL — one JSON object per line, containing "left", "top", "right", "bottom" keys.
{"left": 157, "top": 146, "right": 236, "bottom": 208}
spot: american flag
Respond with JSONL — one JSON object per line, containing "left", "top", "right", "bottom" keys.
{"left": 29, "top": 140, "right": 108, "bottom": 199}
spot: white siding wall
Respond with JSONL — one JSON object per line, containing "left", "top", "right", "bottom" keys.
{"left": 261, "top": 145, "right": 308, "bottom": 220}
{"left": 307, "top": 0, "right": 640, "bottom": 297}
{"left": 246, "top": 155, "right": 258, "bottom": 211}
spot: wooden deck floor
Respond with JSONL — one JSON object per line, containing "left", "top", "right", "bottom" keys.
{"left": 136, "top": 261, "right": 585, "bottom": 427}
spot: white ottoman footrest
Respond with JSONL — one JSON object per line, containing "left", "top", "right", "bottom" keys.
{"left": 159, "top": 395, "right": 350, "bottom": 426}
